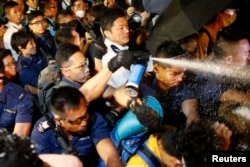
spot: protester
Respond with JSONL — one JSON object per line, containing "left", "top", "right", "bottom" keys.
{"left": 194, "top": 28, "right": 250, "bottom": 120}
{"left": 114, "top": 40, "right": 199, "bottom": 129}
{"left": 218, "top": 102, "right": 250, "bottom": 151}
{"left": 197, "top": 8, "right": 237, "bottom": 60}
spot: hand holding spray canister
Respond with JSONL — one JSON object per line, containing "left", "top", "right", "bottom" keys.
{"left": 125, "top": 51, "right": 149, "bottom": 97}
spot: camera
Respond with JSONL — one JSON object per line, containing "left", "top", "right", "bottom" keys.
{"left": 132, "top": 13, "right": 142, "bottom": 23}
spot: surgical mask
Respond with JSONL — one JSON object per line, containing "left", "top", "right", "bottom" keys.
{"left": 132, "top": 14, "right": 142, "bottom": 23}
{"left": 61, "top": 0, "right": 70, "bottom": 10}
{"left": 75, "top": 10, "right": 85, "bottom": 18}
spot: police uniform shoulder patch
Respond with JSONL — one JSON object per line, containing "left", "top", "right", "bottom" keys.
{"left": 37, "top": 120, "right": 50, "bottom": 133}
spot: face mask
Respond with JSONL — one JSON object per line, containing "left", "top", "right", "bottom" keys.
{"left": 132, "top": 14, "right": 141, "bottom": 23}
{"left": 61, "top": 0, "right": 70, "bottom": 10}
{"left": 75, "top": 10, "right": 85, "bottom": 18}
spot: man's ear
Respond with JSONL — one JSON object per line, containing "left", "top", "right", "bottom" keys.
{"left": 54, "top": 115, "right": 61, "bottom": 125}
{"left": 17, "top": 45, "right": 23, "bottom": 52}
{"left": 61, "top": 69, "right": 70, "bottom": 77}
{"left": 224, "top": 55, "right": 233, "bottom": 64}
{"left": 5, "top": 13, "right": 11, "bottom": 20}
{"left": 103, "top": 30, "right": 111, "bottom": 39}
{"left": 153, "top": 64, "right": 160, "bottom": 73}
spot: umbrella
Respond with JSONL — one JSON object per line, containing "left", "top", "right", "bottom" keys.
{"left": 147, "top": 0, "right": 233, "bottom": 55}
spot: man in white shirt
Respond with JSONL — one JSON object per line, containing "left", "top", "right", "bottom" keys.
{"left": 3, "top": 1, "right": 23, "bottom": 61}
{"left": 100, "top": 8, "right": 152, "bottom": 89}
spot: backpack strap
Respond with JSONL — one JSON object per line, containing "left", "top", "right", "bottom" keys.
{"left": 137, "top": 143, "right": 162, "bottom": 167}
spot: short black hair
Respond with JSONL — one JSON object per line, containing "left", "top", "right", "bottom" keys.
{"left": 99, "top": 7, "right": 126, "bottom": 32}
{"left": 0, "top": 48, "right": 12, "bottom": 61}
{"left": 55, "top": 43, "right": 81, "bottom": 68}
{"left": 0, "top": 128, "right": 44, "bottom": 167}
{"left": 213, "top": 28, "right": 250, "bottom": 59}
{"left": 11, "top": 28, "right": 34, "bottom": 54}
{"left": 54, "top": 27, "right": 75, "bottom": 48}
{"left": 154, "top": 40, "right": 185, "bottom": 67}
{"left": 27, "top": 10, "right": 44, "bottom": 24}
{"left": 3, "top": 1, "right": 18, "bottom": 15}
{"left": 0, "top": 58, "right": 5, "bottom": 73}
{"left": 50, "top": 86, "right": 87, "bottom": 117}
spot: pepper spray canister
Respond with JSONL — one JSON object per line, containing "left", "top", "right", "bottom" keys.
{"left": 125, "top": 63, "right": 146, "bottom": 97}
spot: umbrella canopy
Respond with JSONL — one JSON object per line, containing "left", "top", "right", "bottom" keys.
{"left": 147, "top": 0, "right": 233, "bottom": 55}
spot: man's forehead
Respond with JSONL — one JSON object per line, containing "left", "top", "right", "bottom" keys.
{"left": 112, "top": 17, "right": 128, "bottom": 26}
{"left": 69, "top": 51, "right": 86, "bottom": 62}
{"left": 166, "top": 66, "right": 186, "bottom": 72}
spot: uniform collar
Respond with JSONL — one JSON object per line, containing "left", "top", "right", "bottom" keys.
{"left": 104, "top": 38, "right": 129, "bottom": 53}
{"left": 0, "top": 83, "right": 9, "bottom": 103}
{"left": 61, "top": 77, "right": 81, "bottom": 89}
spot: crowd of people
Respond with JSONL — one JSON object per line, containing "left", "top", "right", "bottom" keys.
{"left": 0, "top": 0, "right": 250, "bottom": 167}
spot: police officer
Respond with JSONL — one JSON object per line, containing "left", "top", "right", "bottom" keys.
{"left": 11, "top": 29, "right": 47, "bottom": 93}
{"left": 0, "top": 60, "right": 33, "bottom": 137}
{"left": 31, "top": 86, "right": 123, "bottom": 167}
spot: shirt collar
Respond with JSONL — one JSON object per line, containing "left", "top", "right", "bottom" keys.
{"left": 7, "top": 22, "right": 22, "bottom": 30}
{"left": 104, "top": 38, "right": 129, "bottom": 52}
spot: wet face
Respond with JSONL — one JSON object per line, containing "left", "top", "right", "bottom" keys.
{"left": 231, "top": 39, "right": 250, "bottom": 68}
{"left": 104, "top": 17, "right": 129, "bottom": 46}
{"left": 61, "top": 51, "right": 90, "bottom": 84}
{"left": 6, "top": 5, "right": 22, "bottom": 25}
{"left": 29, "top": 15, "right": 48, "bottom": 36}
{"left": 58, "top": 98, "right": 90, "bottom": 135}
{"left": 20, "top": 39, "right": 37, "bottom": 56}
{"left": 2, "top": 55, "right": 17, "bottom": 79}
{"left": 154, "top": 64, "right": 186, "bottom": 90}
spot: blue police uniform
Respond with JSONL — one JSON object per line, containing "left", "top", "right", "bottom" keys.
{"left": 0, "top": 82, "right": 33, "bottom": 132}
{"left": 31, "top": 111, "right": 110, "bottom": 167}
{"left": 140, "top": 73, "right": 196, "bottom": 129}
{"left": 34, "top": 30, "right": 57, "bottom": 59}
{"left": 56, "top": 77, "right": 81, "bottom": 89}
{"left": 193, "top": 73, "right": 230, "bottom": 120}
{"left": 16, "top": 54, "right": 47, "bottom": 87}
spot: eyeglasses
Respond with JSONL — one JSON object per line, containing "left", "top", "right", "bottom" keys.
{"left": 60, "top": 58, "right": 89, "bottom": 70}
{"left": 29, "top": 19, "right": 47, "bottom": 26}
{"left": 62, "top": 111, "right": 89, "bottom": 125}
{"left": 4, "top": 61, "right": 16, "bottom": 68}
